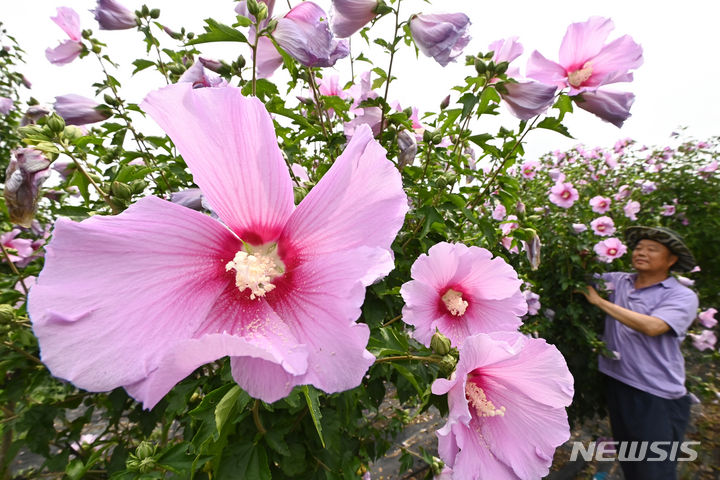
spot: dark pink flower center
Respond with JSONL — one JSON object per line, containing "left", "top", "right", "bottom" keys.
{"left": 608, "top": 248, "right": 617, "bottom": 255}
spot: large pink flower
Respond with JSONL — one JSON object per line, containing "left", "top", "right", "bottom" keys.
{"left": 400, "top": 242, "right": 526, "bottom": 348}
{"left": 28, "top": 83, "right": 408, "bottom": 408}
{"left": 589, "top": 195, "right": 611, "bottom": 214}
{"left": 590, "top": 216, "right": 616, "bottom": 236}
{"left": 45, "top": 7, "right": 83, "bottom": 65}
{"left": 593, "top": 237, "right": 627, "bottom": 263}
{"left": 548, "top": 182, "right": 579, "bottom": 208}
{"left": 527, "top": 16, "right": 643, "bottom": 95}
{"left": 432, "top": 332, "right": 574, "bottom": 479}
{"left": 698, "top": 308, "right": 717, "bottom": 328}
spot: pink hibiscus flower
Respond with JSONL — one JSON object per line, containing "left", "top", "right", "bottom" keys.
{"left": 688, "top": 330, "right": 717, "bottom": 352}
{"left": 589, "top": 195, "right": 611, "bottom": 213}
{"left": 520, "top": 160, "right": 539, "bottom": 179}
{"left": 432, "top": 332, "right": 573, "bottom": 479}
{"left": 526, "top": 16, "right": 643, "bottom": 95}
{"left": 491, "top": 203, "right": 507, "bottom": 221}
{"left": 593, "top": 237, "right": 627, "bottom": 263}
{"left": 548, "top": 182, "right": 579, "bottom": 208}
{"left": 572, "top": 223, "right": 587, "bottom": 233}
{"left": 661, "top": 203, "right": 676, "bottom": 216}
{"left": 698, "top": 308, "right": 717, "bottom": 328}
{"left": 400, "top": 243, "right": 526, "bottom": 348}
{"left": 45, "top": 7, "right": 84, "bottom": 65}
{"left": 623, "top": 199, "right": 640, "bottom": 220}
{"left": 590, "top": 216, "right": 615, "bottom": 236}
{"left": 28, "top": 83, "right": 408, "bottom": 408}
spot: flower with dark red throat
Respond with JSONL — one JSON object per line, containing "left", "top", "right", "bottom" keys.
{"left": 28, "top": 83, "right": 408, "bottom": 408}
{"left": 400, "top": 242, "right": 526, "bottom": 348}
{"left": 432, "top": 332, "right": 573, "bottom": 479}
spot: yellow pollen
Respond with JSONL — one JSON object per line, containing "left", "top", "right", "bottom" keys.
{"left": 442, "top": 288, "right": 468, "bottom": 316}
{"left": 561, "top": 191, "right": 571, "bottom": 199}
{"left": 568, "top": 62, "right": 593, "bottom": 87}
{"left": 466, "top": 381, "right": 506, "bottom": 418}
{"left": 226, "top": 244, "right": 284, "bottom": 300}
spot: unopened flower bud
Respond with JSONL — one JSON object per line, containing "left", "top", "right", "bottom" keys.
{"left": 440, "top": 94, "right": 450, "bottom": 110}
{"left": 439, "top": 353, "right": 457, "bottom": 376}
{"left": 525, "top": 230, "right": 541, "bottom": 270}
{"left": 46, "top": 113, "right": 66, "bottom": 133}
{"left": 111, "top": 181, "right": 132, "bottom": 200}
{"left": 495, "top": 61, "right": 509, "bottom": 75}
{"left": 0, "top": 304, "right": 15, "bottom": 323}
{"left": 397, "top": 129, "right": 417, "bottom": 169}
{"left": 149, "top": 8, "right": 160, "bottom": 19}
{"left": 135, "top": 441, "right": 155, "bottom": 459}
{"left": 430, "top": 331, "right": 452, "bottom": 355}
{"left": 474, "top": 58, "right": 487, "bottom": 75}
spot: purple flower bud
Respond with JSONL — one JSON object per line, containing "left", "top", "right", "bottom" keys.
{"left": 54, "top": 94, "right": 111, "bottom": 125}
{"left": 0, "top": 96, "right": 13, "bottom": 115}
{"left": 409, "top": 13, "right": 471, "bottom": 67}
{"left": 397, "top": 129, "right": 417, "bottom": 169}
{"left": 575, "top": 89, "right": 635, "bottom": 128}
{"left": 178, "top": 60, "right": 228, "bottom": 88}
{"left": 330, "top": 0, "right": 379, "bottom": 38}
{"left": 92, "top": 0, "right": 138, "bottom": 30}
{"left": 199, "top": 57, "right": 223, "bottom": 73}
{"left": 274, "top": 2, "right": 350, "bottom": 67}
{"left": 4, "top": 148, "right": 51, "bottom": 228}
{"left": 21, "top": 105, "right": 51, "bottom": 126}
{"left": 525, "top": 232, "right": 542, "bottom": 270}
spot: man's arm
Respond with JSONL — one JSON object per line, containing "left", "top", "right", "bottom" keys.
{"left": 580, "top": 286, "right": 670, "bottom": 336}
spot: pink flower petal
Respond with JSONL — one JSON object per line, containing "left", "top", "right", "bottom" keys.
{"left": 558, "top": 16, "right": 614, "bottom": 69}
{"left": 281, "top": 124, "right": 407, "bottom": 261}
{"left": 587, "top": 35, "right": 643, "bottom": 86}
{"left": 526, "top": 51, "right": 567, "bottom": 87}
{"left": 45, "top": 40, "right": 82, "bottom": 65}
{"left": 29, "top": 197, "right": 241, "bottom": 399}
{"left": 52, "top": 6, "right": 82, "bottom": 41}
{"left": 255, "top": 35, "right": 284, "bottom": 79}
{"left": 141, "top": 84, "right": 294, "bottom": 243}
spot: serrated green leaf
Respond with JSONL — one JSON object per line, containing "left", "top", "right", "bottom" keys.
{"left": 302, "top": 385, "right": 325, "bottom": 448}
{"left": 536, "top": 117, "right": 573, "bottom": 138}
{"left": 131, "top": 59, "right": 155, "bottom": 74}
{"left": 186, "top": 18, "right": 248, "bottom": 45}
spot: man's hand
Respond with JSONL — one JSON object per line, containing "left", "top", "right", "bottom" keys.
{"left": 578, "top": 285, "right": 603, "bottom": 306}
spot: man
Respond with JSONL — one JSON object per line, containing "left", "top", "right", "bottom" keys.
{"left": 581, "top": 226, "right": 698, "bottom": 480}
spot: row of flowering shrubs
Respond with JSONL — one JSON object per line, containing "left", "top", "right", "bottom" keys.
{"left": 1, "top": 0, "right": 717, "bottom": 479}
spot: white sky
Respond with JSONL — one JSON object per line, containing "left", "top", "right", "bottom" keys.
{"left": 3, "top": 0, "right": 720, "bottom": 158}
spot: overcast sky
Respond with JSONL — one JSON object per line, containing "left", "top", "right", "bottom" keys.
{"left": 4, "top": 0, "right": 719, "bottom": 158}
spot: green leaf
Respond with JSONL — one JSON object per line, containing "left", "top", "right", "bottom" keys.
{"left": 131, "top": 59, "right": 155, "bottom": 74}
{"left": 186, "top": 18, "right": 248, "bottom": 45}
{"left": 553, "top": 94, "right": 573, "bottom": 121}
{"left": 215, "top": 385, "right": 249, "bottom": 433}
{"left": 69, "top": 169, "right": 90, "bottom": 203}
{"left": 458, "top": 93, "right": 478, "bottom": 118}
{"left": 391, "top": 363, "right": 424, "bottom": 396}
{"left": 536, "top": 117, "right": 573, "bottom": 138}
{"left": 217, "top": 443, "right": 271, "bottom": 480}
{"left": 476, "top": 86, "right": 501, "bottom": 115}
{"left": 302, "top": 385, "right": 325, "bottom": 448}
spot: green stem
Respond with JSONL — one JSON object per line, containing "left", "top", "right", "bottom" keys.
{"left": 307, "top": 69, "right": 332, "bottom": 148}
{"left": 379, "top": 2, "right": 401, "bottom": 137}
{"left": 251, "top": 28, "right": 258, "bottom": 96}
{"left": 62, "top": 147, "right": 119, "bottom": 214}
{"left": 382, "top": 314, "right": 402, "bottom": 327}
{"left": 252, "top": 399, "right": 266, "bottom": 435}
{"left": 0, "top": 242, "right": 27, "bottom": 295}
{"left": 374, "top": 354, "right": 444, "bottom": 365}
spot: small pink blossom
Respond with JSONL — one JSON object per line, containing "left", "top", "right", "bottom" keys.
{"left": 432, "top": 332, "right": 573, "bottom": 479}
{"left": 1, "top": 229, "right": 35, "bottom": 265}
{"left": 572, "top": 223, "right": 587, "bottom": 233}
{"left": 698, "top": 308, "right": 718, "bottom": 329}
{"left": 548, "top": 182, "right": 579, "bottom": 208}
{"left": 640, "top": 180, "right": 656, "bottom": 194}
{"left": 623, "top": 200, "right": 640, "bottom": 220}
{"left": 318, "top": 74, "right": 348, "bottom": 99}
{"left": 501, "top": 236, "right": 519, "bottom": 254}
{"left": 688, "top": 330, "right": 717, "bottom": 352}
{"left": 590, "top": 216, "right": 615, "bottom": 236}
{"left": 520, "top": 160, "right": 538, "bottom": 179}
{"left": 500, "top": 215, "right": 519, "bottom": 236}
{"left": 400, "top": 242, "right": 526, "bottom": 348}
{"left": 589, "top": 195, "right": 611, "bottom": 214}
{"left": 593, "top": 237, "right": 627, "bottom": 262}
{"left": 492, "top": 204, "right": 507, "bottom": 221}
{"left": 0, "top": 96, "right": 13, "bottom": 115}
{"left": 178, "top": 60, "right": 228, "bottom": 88}
{"left": 661, "top": 204, "right": 676, "bottom": 216}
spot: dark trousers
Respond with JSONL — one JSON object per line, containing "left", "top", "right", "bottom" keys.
{"left": 605, "top": 375, "right": 691, "bottom": 480}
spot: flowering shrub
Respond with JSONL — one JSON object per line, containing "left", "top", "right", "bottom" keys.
{"left": 1, "top": 1, "right": 715, "bottom": 479}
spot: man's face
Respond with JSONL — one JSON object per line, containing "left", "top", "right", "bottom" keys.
{"left": 631, "top": 239, "right": 678, "bottom": 274}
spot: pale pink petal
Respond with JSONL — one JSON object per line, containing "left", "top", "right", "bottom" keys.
{"left": 29, "top": 197, "right": 241, "bottom": 397}
{"left": 586, "top": 35, "right": 643, "bottom": 86}
{"left": 526, "top": 51, "right": 568, "bottom": 87}
{"left": 576, "top": 89, "right": 634, "bottom": 128}
{"left": 141, "top": 84, "right": 294, "bottom": 242}
{"left": 255, "top": 35, "right": 284, "bottom": 79}
{"left": 52, "top": 6, "right": 82, "bottom": 41}
{"left": 489, "top": 36, "right": 523, "bottom": 64}
{"left": 281, "top": 124, "right": 407, "bottom": 261}
{"left": 45, "top": 40, "right": 82, "bottom": 65}
{"left": 558, "top": 16, "right": 614, "bottom": 69}
{"left": 444, "top": 421, "right": 517, "bottom": 480}
{"left": 267, "top": 248, "right": 378, "bottom": 394}
{"left": 499, "top": 81, "right": 557, "bottom": 120}
{"left": 408, "top": 242, "right": 467, "bottom": 290}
